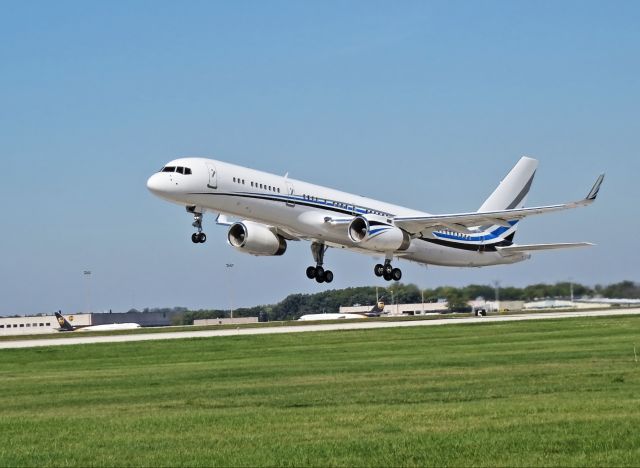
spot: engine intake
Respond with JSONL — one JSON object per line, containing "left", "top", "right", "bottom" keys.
{"left": 228, "top": 221, "right": 287, "bottom": 256}
{"left": 348, "top": 215, "right": 410, "bottom": 252}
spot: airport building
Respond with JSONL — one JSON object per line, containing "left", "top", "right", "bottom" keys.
{"left": 0, "top": 313, "right": 91, "bottom": 335}
{"left": 340, "top": 299, "right": 617, "bottom": 317}
{"left": 0, "top": 310, "right": 183, "bottom": 336}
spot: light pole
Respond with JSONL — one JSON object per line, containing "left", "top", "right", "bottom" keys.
{"left": 569, "top": 278, "right": 574, "bottom": 303}
{"left": 494, "top": 280, "right": 500, "bottom": 313}
{"left": 226, "top": 263, "right": 234, "bottom": 319}
{"left": 390, "top": 289, "right": 395, "bottom": 315}
{"left": 83, "top": 270, "right": 92, "bottom": 313}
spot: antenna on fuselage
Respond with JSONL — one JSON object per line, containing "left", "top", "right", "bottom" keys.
{"left": 284, "top": 172, "right": 289, "bottom": 179}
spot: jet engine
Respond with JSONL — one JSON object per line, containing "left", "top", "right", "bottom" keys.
{"left": 227, "top": 221, "right": 287, "bottom": 256}
{"left": 348, "top": 215, "right": 411, "bottom": 252}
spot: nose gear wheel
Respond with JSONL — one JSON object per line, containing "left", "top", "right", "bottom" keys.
{"left": 190, "top": 211, "right": 207, "bottom": 244}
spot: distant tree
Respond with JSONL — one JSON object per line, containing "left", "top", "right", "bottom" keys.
{"left": 602, "top": 281, "right": 640, "bottom": 299}
{"left": 440, "top": 287, "right": 469, "bottom": 312}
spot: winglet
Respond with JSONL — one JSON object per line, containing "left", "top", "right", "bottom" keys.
{"left": 586, "top": 174, "right": 605, "bottom": 201}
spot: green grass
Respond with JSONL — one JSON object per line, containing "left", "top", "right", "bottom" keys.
{"left": 1, "top": 316, "right": 639, "bottom": 467}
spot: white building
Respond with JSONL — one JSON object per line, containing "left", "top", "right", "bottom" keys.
{"left": 0, "top": 313, "right": 92, "bottom": 336}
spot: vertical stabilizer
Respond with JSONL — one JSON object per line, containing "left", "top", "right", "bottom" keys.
{"left": 478, "top": 157, "right": 538, "bottom": 212}
{"left": 54, "top": 311, "right": 75, "bottom": 331}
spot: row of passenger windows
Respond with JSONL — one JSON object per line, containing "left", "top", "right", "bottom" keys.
{"left": 161, "top": 166, "right": 192, "bottom": 175}
{"left": 232, "top": 177, "right": 281, "bottom": 193}
{"left": 0, "top": 323, "right": 51, "bottom": 328}
{"left": 439, "top": 230, "right": 473, "bottom": 239}
{"left": 229, "top": 176, "right": 387, "bottom": 216}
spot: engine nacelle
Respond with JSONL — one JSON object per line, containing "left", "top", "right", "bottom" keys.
{"left": 348, "top": 216, "right": 411, "bottom": 252}
{"left": 227, "top": 221, "right": 287, "bottom": 256}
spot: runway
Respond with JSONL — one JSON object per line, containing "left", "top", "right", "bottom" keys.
{"left": 1, "top": 308, "right": 639, "bottom": 349}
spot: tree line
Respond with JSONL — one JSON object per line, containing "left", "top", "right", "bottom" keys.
{"left": 152, "top": 280, "right": 639, "bottom": 324}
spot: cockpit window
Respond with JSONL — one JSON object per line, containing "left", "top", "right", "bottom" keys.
{"left": 161, "top": 165, "right": 191, "bottom": 174}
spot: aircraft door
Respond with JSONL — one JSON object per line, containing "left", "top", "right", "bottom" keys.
{"left": 285, "top": 181, "right": 295, "bottom": 207}
{"left": 206, "top": 163, "right": 218, "bottom": 189}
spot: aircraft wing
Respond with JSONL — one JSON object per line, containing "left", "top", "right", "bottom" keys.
{"left": 394, "top": 174, "right": 604, "bottom": 235}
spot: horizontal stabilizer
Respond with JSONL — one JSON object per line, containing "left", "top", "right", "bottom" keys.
{"left": 497, "top": 242, "right": 594, "bottom": 254}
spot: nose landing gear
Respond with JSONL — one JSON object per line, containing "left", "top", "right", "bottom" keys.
{"left": 306, "top": 243, "right": 334, "bottom": 283}
{"left": 190, "top": 210, "right": 207, "bottom": 243}
{"left": 374, "top": 259, "right": 402, "bottom": 282}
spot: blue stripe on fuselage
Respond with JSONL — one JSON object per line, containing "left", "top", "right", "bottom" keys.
{"left": 433, "top": 220, "right": 518, "bottom": 243}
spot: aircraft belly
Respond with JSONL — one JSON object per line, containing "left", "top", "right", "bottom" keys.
{"left": 404, "top": 239, "right": 509, "bottom": 267}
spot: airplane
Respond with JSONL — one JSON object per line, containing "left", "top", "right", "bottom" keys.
{"left": 146, "top": 156, "right": 604, "bottom": 283}
{"left": 298, "top": 313, "right": 367, "bottom": 321}
{"left": 299, "top": 299, "right": 387, "bottom": 321}
{"left": 54, "top": 311, "right": 141, "bottom": 332}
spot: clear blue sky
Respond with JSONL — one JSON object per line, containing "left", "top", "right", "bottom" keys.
{"left": 1, "top": 1, "right": 638, "bottom": 315}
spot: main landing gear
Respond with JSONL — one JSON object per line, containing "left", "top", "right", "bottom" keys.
{"left": 374, "top": 259, "right": 402, "bottom": 282}
{"left": 190, "top": 211, "right": 207, "bottom": 244}
{"left": 305, "top": 242, "right": 334, "bottom": 284}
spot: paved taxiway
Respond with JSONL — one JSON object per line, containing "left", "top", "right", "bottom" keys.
{"left": 1, "top": 308, "right": 639, "bottom": 349}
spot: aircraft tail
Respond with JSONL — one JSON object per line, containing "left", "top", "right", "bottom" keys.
{"left": 478, "top": 157, "right": 538, "bottom": 212}
{"left": 476, "top": 156, "right": 538, "bottom": 244}
{"left": 366, "top": 299, "right": 386, "bottom": 317}
{"left": 55, "top": 311, "right": 75, "bottom": 331}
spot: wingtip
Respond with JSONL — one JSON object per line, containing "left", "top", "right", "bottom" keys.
{"left": 586, "top": 174, "right": 605, "bottom": 201}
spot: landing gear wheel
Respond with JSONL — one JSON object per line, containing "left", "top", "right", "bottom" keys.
{"left": 384, "top": 263, "right": 393, "bottom": 275}
{"left": 383, "top": 272, "right": 392, "bottom": 281}
{"left": 308, "top": 243, "right": 334, "bottom": 284}
{"left": 391, "top": 268, "right": 402, "bottom": 281}
{"left": 374, "top": 264, "right": 384, "bottom": 277}
{"left": 197, "top": 232, "right": 207, "bottom": 243}
{"left": 191, "top": 233, "right": 199, "bottom": 243}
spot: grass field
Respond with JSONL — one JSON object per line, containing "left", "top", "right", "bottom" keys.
{"left": 1, "top": 316, "right": 639, "bottom": 467}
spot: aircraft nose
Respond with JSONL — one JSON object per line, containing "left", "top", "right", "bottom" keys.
{"left": 146, "top": 173, "right": 166, "bottom": 196}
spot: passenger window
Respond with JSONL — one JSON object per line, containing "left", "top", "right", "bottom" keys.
{"left": 233, "top": 177, "right": 236, "bottom": 183}
{"left": 242, "top": 179, "right": 245, "bottom": 185}
{"left": 184, "top": 167, "right": 192, "bottom": 175}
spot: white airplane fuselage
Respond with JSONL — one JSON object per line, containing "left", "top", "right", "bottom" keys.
{"left": 79, "top": 323, "right": 142, "bottom": 332}
{"left": 147, "top": 157, "right": 530, "bottom": 269}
